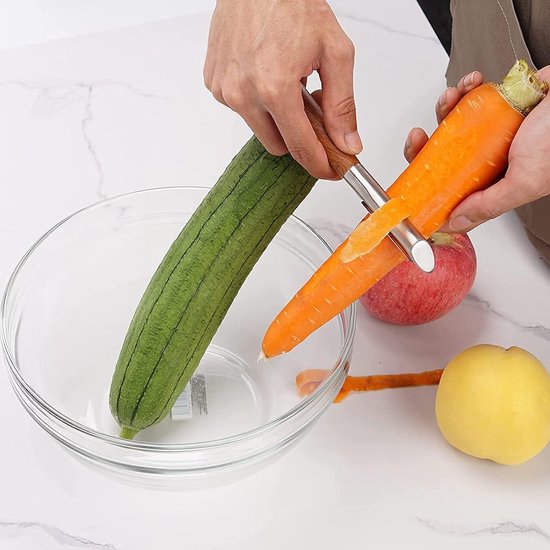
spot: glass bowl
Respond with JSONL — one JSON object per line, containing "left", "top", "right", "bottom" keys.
{"left": 1, "top": 187, "right": 355, "bottom": 481}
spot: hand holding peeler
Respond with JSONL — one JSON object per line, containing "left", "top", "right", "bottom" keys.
{"left": 301, "top": 87, "right": 435, "bottom": 273}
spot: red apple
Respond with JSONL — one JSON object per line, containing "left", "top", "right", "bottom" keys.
{"left": 359, "top": 232, "right": 477, "bottom": 325}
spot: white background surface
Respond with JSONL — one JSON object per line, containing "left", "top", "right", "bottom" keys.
{"left": 0, "top": 1, "right": 215, "bottom": 50}
{"left": 1, "top": 2, "right": 550, "bottom": 549}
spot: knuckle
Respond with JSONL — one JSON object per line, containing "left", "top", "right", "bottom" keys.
{"left": 210, "top": 85, "right": 225, "bottom": 104}
{"left": 344, "top": 38, "right": 356, "bottom": 58}
{"left": 332, "top": 37, "right": 355, "bottom": 62}
{"left": 222, "top": 87, "right": 245, "bottom": 109}
{"left": 203, "top": 68, "right": 213, "bottom": 91}
{"left": 482, "top": 205, "right": 502, "bottom": 220}
{"left": 332, "top": 96, "right": 357, "bottom": 118}
{"left": 288, "top": 146, "right": 315, "bottom": 166}
{"left": 256, "top": 79, "right": 284, "bottom": 107}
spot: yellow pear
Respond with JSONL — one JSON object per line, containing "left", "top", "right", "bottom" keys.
{"left": 435, "top": 344, "right": 550, "bottom": 465}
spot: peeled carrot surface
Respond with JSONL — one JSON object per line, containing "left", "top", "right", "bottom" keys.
{"left": 263, "top": 83, "right": 526, "bottom": 358}
{"left": 296, "top": 369, "right": 444, "bottom": 402}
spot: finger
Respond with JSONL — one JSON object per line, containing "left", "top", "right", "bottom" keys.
{"left": 312, "top": 88, "right": 366, "bottom": 169}
{"left": 436, "top": 87, "right": 462, "bottom": 124}
{"left": 441, "top": 174, "right": 530, "bottom": 232}
{"left": 203, "top": 61, "right": 213, "bottom": 91}
{"left": 436, "top": 71, "right": 484, "bottom": 124}
{"left": 240, "top": 107, "right": 288, "bottom": 156}
{"left": 318, "top": 38, "right": 363, "bottom": 155}
{"left": 403, "top": 127, "right": 429, "bottom": 163}
{"left": 456, "top": 70, "right": 483, "bottom": 95}
{"left": 221, "top": 82, "right": 288, "bottom": 156}
{"left": 266, "top": 85, "right": 337, "bottom": 180}
{"left": 209, "top": 84, "right": 228, "bottom": 107}
{"left": 537, "top": 66, "right": 550, "bottom": 83}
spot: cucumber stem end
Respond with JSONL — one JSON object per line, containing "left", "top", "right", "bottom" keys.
{"left": 120, "top": 426, "right": 139, "bottom": 440}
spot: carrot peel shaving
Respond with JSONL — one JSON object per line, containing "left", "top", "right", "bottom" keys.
{"left": 340, "top": 197, "right": 411, "bottom": 263}
{"left": 296, "top": 368, "right": 444, "bottom": 402}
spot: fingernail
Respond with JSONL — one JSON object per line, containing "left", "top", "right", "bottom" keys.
{"left": 404, "top": 135, "right": 412, "bottom": 152}
{"left": 449, "top": 215, "right": 474, "bottom": 232}
{"left": 344, "top": 131, "right": 363, "bottom": 154}
{"left": 438, "top": 88, "right": 449, "bottom": 107}
{"left": 464, "top": 72, "right": 474, "bottom": 87}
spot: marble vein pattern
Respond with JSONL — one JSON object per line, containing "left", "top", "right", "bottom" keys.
{"left": 0, "top": 6, "right": 549, "bottom": 550}
{"left": 335, "top": 12, "right": 441, "bottom": 44}
{"left": 0, "top": 78, "right": 166, "bottom": 201}
{"left": 417, "top": 517, "right": 550, "bottom": 543}
{"left": 466, "top": 294, "right": 550, "bottom": 342}
{"left": 0, "top": 520, "right": 118, "bottom": 549}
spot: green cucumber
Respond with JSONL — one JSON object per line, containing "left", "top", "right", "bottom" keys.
{"left": 109, "top": 136, "right": 317, "bottom": 439}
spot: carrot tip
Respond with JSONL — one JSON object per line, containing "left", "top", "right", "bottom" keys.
{"left": 257, "top": 350, "right": 269, "bottom": 364}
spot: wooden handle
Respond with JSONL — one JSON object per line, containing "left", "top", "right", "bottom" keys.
{"left": 301, "top": 85, "right": 358, "bottom": 177}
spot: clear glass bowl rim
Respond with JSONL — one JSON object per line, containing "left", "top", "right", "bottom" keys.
{"left": 1, "top": 186, "right": 356, "bottom": 452}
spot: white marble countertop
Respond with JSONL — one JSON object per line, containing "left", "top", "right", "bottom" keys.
{"left": 2, "top": 2, "right": 550, "bottom": 549}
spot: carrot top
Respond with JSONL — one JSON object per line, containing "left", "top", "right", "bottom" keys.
{"left": 497, "top": 59, "right": 548, "bottom": 114}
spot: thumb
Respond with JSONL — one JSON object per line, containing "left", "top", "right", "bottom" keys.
{"left": 442, "top": 176, "right": 524, "bottom": 232}
{"left": 318, "top": 41, "right": 363, "bottom": 155}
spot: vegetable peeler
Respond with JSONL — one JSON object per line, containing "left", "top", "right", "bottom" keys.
{"left": 301, "top": 86, "right": 435, "bottom": 273}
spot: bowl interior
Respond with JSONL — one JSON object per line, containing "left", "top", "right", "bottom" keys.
{"left": 5, "top": 187, "right": 350, "bottom": 445}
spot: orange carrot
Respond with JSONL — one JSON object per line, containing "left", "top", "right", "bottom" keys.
{"left": 296, "top": 368, "right": 444, "bottom": 402}
{"left": 263, "top": 61, "right": 547, "bottom": 358}
{"left": 340, "top": 197, "right": 410, "bottom": 263}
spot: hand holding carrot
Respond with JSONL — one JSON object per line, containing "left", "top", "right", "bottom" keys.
{"left": 262, "top": 60, "right": 547, "bottom": 357}
{"left": 404, "top": 67, "right": 550, "bottom": 232}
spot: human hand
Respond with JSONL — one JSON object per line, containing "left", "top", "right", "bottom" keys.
{"left": 403, "top": 67, "right": 550, "bottom": 232}
{"left": 203, "top": 0, "right": 362, "bottom": 179}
